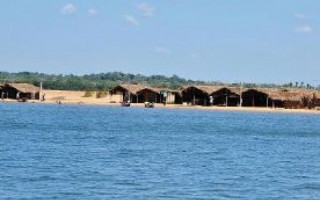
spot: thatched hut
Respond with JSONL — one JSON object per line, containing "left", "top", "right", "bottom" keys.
{"left": 110, "top": 84, "right": 145, "bottom": 103}
{"left": 267, "top": 89, "right": 314, "bottom": 109}
{"left": 269, "top": 92, "right": 298, "bottom": 109}
{"left": 210, "top": 87, "right": 241, "bottom": 107}
{"left": 242, "top": 88, "right": 271, "bottom": 107}
{"left": 137, "top": 88, "right": 161, "bottom": 103}
{"left": 1, "top": 83, "right": 40, "bottom": 100}
{"left": 181, "top": 86, "right": 222, "bottom": 106}
{"left": 110, "top": 84, "right": 180, "bottom": 104}
{"left": 154, "top": 89, "right": 182, "bottom": 104}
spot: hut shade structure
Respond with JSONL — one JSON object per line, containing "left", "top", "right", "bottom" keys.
{"left": 158, "top": 89, "right": 182, "bottom": 104}
{"left": 1, "top": 83, "right": 40, "bottom": 100}
{"left": 110, "top": 84, "right": 145, "bottom": 103}
{"left": 242, "top": 89, "right": 270, "bottom": 107}
{"left": 137, "top": 88, "right": 161, "bottom": 103}
{"left": 211, "top": 87, "right": 241, "bottom": 107}
{"left": 268, "top": 89, "right": 311, "bottom": 109}
{"left": 181, "top": 86, "right": 222, "bottom": 106}
{"left": 110, "top": 84, "right": 180, "bottom": 104}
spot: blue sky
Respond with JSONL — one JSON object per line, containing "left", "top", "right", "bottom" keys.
{"left": 0, "top": 0, "right": 319, "bottom": 85}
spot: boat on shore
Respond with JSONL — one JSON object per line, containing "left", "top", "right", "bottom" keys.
{"left": 121, "top": 101, "right": 131, "bottom": 107}
{"left": 144, "top": 102, "right": 155, "bottom": 108}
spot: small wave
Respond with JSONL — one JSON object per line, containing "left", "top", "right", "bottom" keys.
{"left": 294, "top": 182, "right": 320, "bottom": 190}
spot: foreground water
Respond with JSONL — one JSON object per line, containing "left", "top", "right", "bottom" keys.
{"left": 1, "top": 103, "right": 320, "bottom": 199}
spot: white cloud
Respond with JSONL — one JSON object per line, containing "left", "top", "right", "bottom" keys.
{"left": 61, "top": 4, "right": 77, "bottom": 15}
{"left": 155, "top": 47, "right": 171, "bottom": 55}
{"left": 124, "top": 15, "right": 140, "bottom": 26}
{"left": 296, "top": 26, "right": 313, "bottom": 34}
{"left": 294, "top": 13, "right": 307, "bottom": 20}
{"left": 136, "top": 3, "right": 155, "bottom": 17}
{"left": 88, "top": 8, "right": 99, "bottom": 16}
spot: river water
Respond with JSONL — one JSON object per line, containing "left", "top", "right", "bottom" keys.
{"left": 1, "top": 103, "right": 320, "bottom": 199}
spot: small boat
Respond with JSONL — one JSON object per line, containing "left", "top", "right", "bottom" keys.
{"left": 144, "top": 102, "right": 155, "bottom": 108}
{"left": 18, "top": 98, "right": 28, "bottom": 103}
{"left": 121, "top": 101, "right": 131, "bottom": 107}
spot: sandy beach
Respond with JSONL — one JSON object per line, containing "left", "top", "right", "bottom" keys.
{"left": 2, "top": 98, "right": 320, "bottom": 115}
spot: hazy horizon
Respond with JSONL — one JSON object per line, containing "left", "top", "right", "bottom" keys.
{"left": 1, "top": 0, "right": 319, "bottom": 85}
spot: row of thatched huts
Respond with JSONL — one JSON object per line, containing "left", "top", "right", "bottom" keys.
{"left": 110, "top": 84, "right": 320, "bottom": 109}
{"left": 110, "top": 84, "right": 182, "bottom": 104}
{"left": 1, "top": 82, "right": 320, "bottom": 110}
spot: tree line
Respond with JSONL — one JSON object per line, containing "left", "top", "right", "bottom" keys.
{"left": 0, "top": 71, "right": 318, "bottom": 91}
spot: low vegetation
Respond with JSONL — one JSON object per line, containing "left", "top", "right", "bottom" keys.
{"left": 96, "top": 91, "right": 109, "bottom": 98}
{"left": 83, "top": 90, "right": 93, "bottom": 97}
{"left": 0, "top": 71, "right": 319, "bottom": 91}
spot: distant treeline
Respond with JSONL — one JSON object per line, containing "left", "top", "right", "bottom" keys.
{"left": 0, "top": 71, "right": 318, "bottom": 91}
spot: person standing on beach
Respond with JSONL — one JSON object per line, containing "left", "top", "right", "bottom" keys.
{"left": 162, "top": 91, "right": 168, "bottom": 106}
{"left": 209, "top": 96, "right": 214, "bottom": 106}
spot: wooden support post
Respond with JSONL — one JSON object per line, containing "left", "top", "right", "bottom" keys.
{"left": 272, "top": 100, "right": 275, "bottom": 108}
{"left": 40, "top": 82, "right": 43, "bottom": 101}
{"left": 252, "top": 94, "right": 255, "bottom": 107}
{"left": 239, "top": 83, "right": 242, "bottom": 107}
{"left": 193, "top": 90, "right": 196, "bottom": 105}
{"left": 225, "top": 95, "right": 228, "bottom": 107}
{"left": 225, "top": 90, "right": 228, "bottom": 107}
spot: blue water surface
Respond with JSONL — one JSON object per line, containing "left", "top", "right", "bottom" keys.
{"left": 0, "top": 103, "right": 320, "bottom": 199}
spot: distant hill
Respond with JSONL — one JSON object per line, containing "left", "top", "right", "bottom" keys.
{"left": 0, "top": 71, "right": 318, "bottom": 91}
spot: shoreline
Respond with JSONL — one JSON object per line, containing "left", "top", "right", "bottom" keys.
{"left": 1, "top": 99, "right": 320, "bottom": 115}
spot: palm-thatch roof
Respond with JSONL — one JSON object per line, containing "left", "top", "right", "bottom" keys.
{"left": 5, "top": 83, "right": 40, "bottom": 93}
{"left": 267, "top": 88, "right": 313, "bottom": 102}
{"left": 139, "top": 87, "right": 162, "bottom": 94}
{"left": 143, "top": 87, "right": 179, "bottom": 94}
{"left": 242, "top": 88, "right": 271, "bottom": 95}
{"left": 110, "top": 84, "right": 147, "bottom": 95}
{"left": 167, "top": 89, "right": 182, "bottom": 96}
{"left": 181, "top": 85, "right": 224, "bottom": 95}
{"left": 111, "top": 84, "right": 181, "bottom": 96}
{"left": 211, "top": 87, "right": 242, "bottom": 96}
